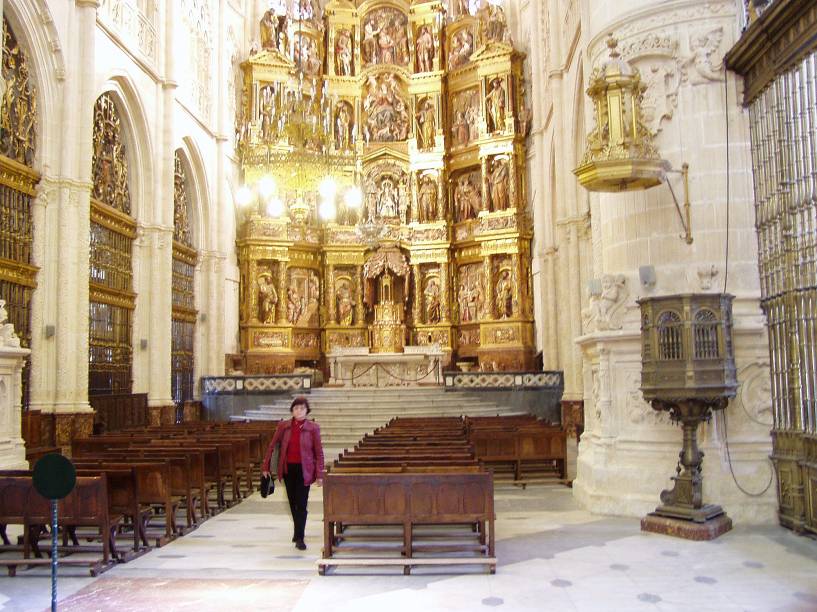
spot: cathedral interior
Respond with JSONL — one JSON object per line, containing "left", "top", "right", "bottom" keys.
{"left": 1, "top": 0, "right": 817, "bottom": 609}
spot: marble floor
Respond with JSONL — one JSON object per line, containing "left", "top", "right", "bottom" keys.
{"left": 1, "top": 484, "right": 816, "bottom": 612}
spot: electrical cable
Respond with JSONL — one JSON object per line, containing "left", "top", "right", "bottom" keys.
{"left": 720, "top": 72, "right": 775, "bottom": 498}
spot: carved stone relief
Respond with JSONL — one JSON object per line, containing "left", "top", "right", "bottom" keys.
{"left": 361, "top": 7, "right": 410, "bottom": 68}
{"left": 457, "top": 263, "right": 484, "bottom": 323}
{"left": 452, "top": 169, "right": 482, "bottom": 222}
{"left": 450, "top": 88, "right": 480, "bottom": 147}
{"left": 582, "top": 274, "right": 629, "bottom": 332}
{"left": 362, "top": 73, "right": 410, "bottom": 143}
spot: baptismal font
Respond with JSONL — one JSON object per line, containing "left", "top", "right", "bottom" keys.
{"left": 233, "top": 0, "right": 537, "bottom": 376}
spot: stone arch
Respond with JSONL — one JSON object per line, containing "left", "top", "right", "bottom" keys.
{"left": 94, "top": 74, "right": 155, "bottom": 224}
{"left": 175, "top": 137, "right": 211, "bottom": 253}
{"left": 3, "top": 0, "right": 65, "bottom": 173}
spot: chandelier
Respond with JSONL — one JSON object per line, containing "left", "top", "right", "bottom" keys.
{"left": 236, "top": 7, "right": 358, "bottom": 224}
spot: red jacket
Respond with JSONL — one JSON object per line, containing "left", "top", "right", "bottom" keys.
{"left": 263, "top": 419, "right": 325, "bottom": 486}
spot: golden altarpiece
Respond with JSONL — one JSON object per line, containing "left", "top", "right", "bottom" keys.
{"left": 235, "top": 0, "right": 535, "bottom": 375}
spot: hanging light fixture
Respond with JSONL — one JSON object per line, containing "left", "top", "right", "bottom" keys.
{"left": 573, "top": 35, "right": 669, "bottom": 192}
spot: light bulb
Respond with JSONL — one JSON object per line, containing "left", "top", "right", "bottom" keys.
{"left": 236, "top": 186, "right": 253, "bottom": 207}
{"left": 258, "top": 176, "right": 277, "bottom": 200}
{"left": 344, "top": 186, "right": 362, "bottom": 208}
{"left": 267, "top": 197, "right": 284, "bottom": 217}
{"left": 319, "top": 198, "right": 336, "bottom": 221}
{"left": 319, "top": 176, "right": 337, "bottom": 200}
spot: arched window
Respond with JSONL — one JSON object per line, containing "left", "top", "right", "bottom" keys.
{"left": 0, "top": 17, "right": 39, "bottom": 408}
{"left": 656, "top": 310, "right": 683, "bottom": 361}
{"left": 88, "top": 93, "right": 135, "bottom": 395}
{"left": 692, "top": 308, "right": 719, "bottom": 359}
{"left": 171, "top": 151, "right": 197, "bottom": 405}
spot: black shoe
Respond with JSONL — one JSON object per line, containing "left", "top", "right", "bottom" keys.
{"left": 292, "top": 536, "right": 296, "bottom": 542}
{"left": 295, "top": 539, "right": 306, "bottom": 550}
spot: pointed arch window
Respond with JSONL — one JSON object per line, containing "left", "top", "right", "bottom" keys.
{"left": 88, "top": 93, "right": 136, "bottom": 395}
{"left": 171, "top": 151, "right": 197, "bottom": 405}
{"left": 0, "top": 16, "right": 39, "bottom": 409}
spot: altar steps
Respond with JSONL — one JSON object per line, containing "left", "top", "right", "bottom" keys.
{"left": 230, "top": 387, "right": 525, "bottom": 457}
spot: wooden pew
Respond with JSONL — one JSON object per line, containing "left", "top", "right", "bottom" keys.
{"left": 319, "top": 472, "right": 496, "bottom": 575}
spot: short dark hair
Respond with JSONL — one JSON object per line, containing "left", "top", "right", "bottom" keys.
{"left": 290, "top": 396, "right": 311, "bottom": 414}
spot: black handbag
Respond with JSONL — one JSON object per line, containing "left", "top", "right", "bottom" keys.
{"left": 260, "top": 473, "right": 275, "bottom": 497}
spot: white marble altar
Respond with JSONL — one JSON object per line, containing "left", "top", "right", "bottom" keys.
{"left": 0, "top": 300, "right": 30, "bottom": 470}
{"left": 327, "top": 346, "right": 444, "bottom": 388}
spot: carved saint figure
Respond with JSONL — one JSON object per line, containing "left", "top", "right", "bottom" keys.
{"left": 424, "top": 278, "right": 441, "bottom": 324}
{"left": 377, "top": 178, "right": 398, "bottom": 218}
{"left": 415, "top": 25, "right": 434, "bottom": 73}
{"left": 260, "top": 9, "right": 287, "bottom": 52}
{"left": 335, "top": 29, "right": 353, "bottom": 76}
{"left": 489, "top": 158, "right": 510, "bottom": 211}
{"left": 257, "top": 271, "right": 278, "bottom": 323}
{"left": 336, "top": 280, "right": 354, "bottom": 326}
{"left": 415, "top": 98, "right": 436, "bottom": 150}
{"left": 455, "top": 174, "right": 481, "bottom": 222}
{"left": 477, "top": 2, "right": 508, "bottom": 44}
{"left": 287, "top": 285, "right": 301, "bottom": 324}
{"left": 260, "top": 86, "right": 275, "bottom": 142}
{"left": 363, "top": 73, "right": 409, "bottom": 143}
{"left": 335, "top": 102, "right": 352, "bottom": 150}
{"left": 495, "top": 270, "right": 513, "bottom": 319}
{"left": 418, "top": 174, "right": 438, "bottom": 223}
{"left": 362, "top": 19, "right": 381, "bottom": 65}
{"left": 448, "top": 30, "right": 474, "bottom": 70}
{"left": 486, "top": 78, "right": 506, "bottom": 134}
{"left": 458, "top": 282, "right": 470, "bottom": 322}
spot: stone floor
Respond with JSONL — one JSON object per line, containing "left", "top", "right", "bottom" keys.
{"left": 1, "top": 484, "right": 816, "bottom": 612}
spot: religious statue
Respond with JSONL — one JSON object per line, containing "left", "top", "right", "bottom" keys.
{"left": 454, "top": 174, "right": 481, "bottom": 222}
{"left": 415, "top": 98, "right": 436, "bottom": 150}
{"left": 260, "top": 86, "right": 275, "bottom": 142}
{"left": 0, "top": 300, "right": 20, "bottom": 348}
{"left": 259, "top": 9, "right": 287, "bottom": 52}
{"left": 495, "top": 269, "right": 513, "bottom": 319}
{"left": 287, "top": 285, "right": 301, "bottom": 324}
{"left": 418, "top": 174, "right": 438, "bottom": 223}
{"left": 363, "top": 74, "right": 409, "bottom": 143}
{"left": 336, "top": 280, "right": 354, "bottom": 326}
{"left": 424, "top": 278, "right": 441, "bottom": 324}
{"left": 486, "top": 78, "right": 506, "bottom": 134}
{"left": 335, "top": 102, "right": 352, "bottom": 150}
{"left": 415, "top": 25, "right": 435, "bottom": 73}
{"left": 489, "top": 158, "right": 510, "bottom": 211}
{"left": 302, "top": 272, "right": 320, "bottom": 326}
{"left": 477, "top": 2, "right": 509, "bottom": 45}
{"left": 335, "top": 29, "right": 353, "bottom": 76}
{"left": 362, "top": 18, "right": 381, "bottom": 65}
{"left": 377, "top": 178, "right": 399, "bottom": 218}
{"left": 448, "top": 29, "right": 473, "bottom": 70}
{"left": 257, "top": 270, "right": 278, "bottom": 323}
{"left": 294, "top": 35, "right": 321, "bottom": 76}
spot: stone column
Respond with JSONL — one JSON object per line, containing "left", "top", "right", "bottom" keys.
{"left": 277, "top": 262, "right": 288, "bottom": 324}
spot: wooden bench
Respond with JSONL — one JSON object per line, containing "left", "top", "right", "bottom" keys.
{"left": 320, "top": 472, "right": 495, "bottom": 575}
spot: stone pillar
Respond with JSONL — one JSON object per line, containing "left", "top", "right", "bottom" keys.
{"left": 0, "top": 310, "right": 30, "bottom": 470}
{"left": 570, "top": 0, "right": 776, "bottom": 523}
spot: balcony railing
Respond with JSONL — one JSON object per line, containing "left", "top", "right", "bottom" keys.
{"left": 98, "top": 0, "right": 158, "bottom": 66}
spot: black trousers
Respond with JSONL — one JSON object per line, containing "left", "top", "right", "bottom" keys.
{"left": 283, "top": 463, "right": 310, "bottom": 540}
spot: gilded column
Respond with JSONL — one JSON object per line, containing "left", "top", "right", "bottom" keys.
{"left": 412, "top": 264, "right": 422, "bottom": 324}
{"left": 248, "top": 258, "right": 258, "bottom": 323}
{"left": 511, "top": 252, "right": 520, "bottom": 317}
{"left": 482, "top": 256, "right": 493, "bottom": 320}
{"left": 410, "top": 173, "right": 420, "bottom": 223}
{"left": 440, "top": 261, "right": 449, "bottom": 322}
{"left": 480, "top": 158, "right": 490, "bottom": 212}
{"left": 355, "top": 265, "right": 365, "bottom": 325}
{"left": 276, "top": 261, "right": 288, "bottom": 324}
{"left": 327, "top": 264, "right": 336, "bottom": 323}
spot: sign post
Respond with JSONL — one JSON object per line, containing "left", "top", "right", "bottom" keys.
{"left": 32, "top": 454, "right": 76, "bottom": 612}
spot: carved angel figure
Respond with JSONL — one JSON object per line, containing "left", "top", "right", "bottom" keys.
{"left": 683, "top": 27, "right": 724, "bottom": 84}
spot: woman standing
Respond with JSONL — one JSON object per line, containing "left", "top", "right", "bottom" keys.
{"left": 262, "top": 396, "right": 325, "bottom": 550}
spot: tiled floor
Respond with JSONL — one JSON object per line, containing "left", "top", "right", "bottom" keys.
{"left": 1, "top": 484, "right": 816, "bottom": 611}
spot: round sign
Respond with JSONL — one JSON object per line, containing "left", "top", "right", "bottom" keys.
{"left": 32, "top": 454, "right": 76, "bottom": 500}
